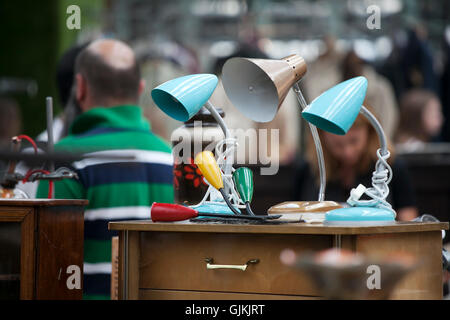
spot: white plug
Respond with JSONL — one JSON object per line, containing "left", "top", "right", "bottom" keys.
{"left": 350, "top": 184, "right": 367, "bottom": 201}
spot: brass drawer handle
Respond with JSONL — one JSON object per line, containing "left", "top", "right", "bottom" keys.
{"left": 205, "top": 258, "right": 259, "bottom": 271}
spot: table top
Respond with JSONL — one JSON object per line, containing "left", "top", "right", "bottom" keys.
{"left": 108, "top": 219, "right": 449, "bottom": 235}
{"left": 0, "top": 199, "right": 89, "bottom": 206}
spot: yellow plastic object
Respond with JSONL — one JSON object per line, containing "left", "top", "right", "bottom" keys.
{"left": 194, "top": 151, "right": 224, "bottom": 190}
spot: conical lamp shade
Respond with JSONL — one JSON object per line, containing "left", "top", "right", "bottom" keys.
{"left": 302, "top": 76, "right": 368, "bottom": 135}
{"left": 222, "top": 54, "right": 306, "bottom": 122}
{"left": 151, "top": 74, "right": 218, "bottom": 121}
{"left": 232, "top": 167, "right": 254, "bottom": 203}
{"left": 194, "top": 151, "right": 223, "bottom": 190}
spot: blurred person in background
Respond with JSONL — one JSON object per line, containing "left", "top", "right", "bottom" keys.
{"left": 379, "top": 26, "right": 439, "bottom": 100}
{"left": 37, "top": 39, "right": 174, "bottom": 300}
{"left": 15, "top": 42, "right": 90, "bottom": 198}
{"left": 39, "top": 42, "right": 90, "bottom": 141}
{"left": 440, "top": 29, "right": 450, "bottom": 142}
{"left": 138, "top": 39, "right": 201, "bottom": 142}
{"left": 0, "top": 98, "right": 22, "bottom": 174}
{"left": 292, "top": 105, "right": 418, "bottom": 221}
{"left": 303, "top": 35, "right": 346, "bottom": 103}
{"left": 401, "top": 26, "right": 439, "bottom": 95}
{"left": 210, "top": 45, "right": 300, "bottom": 166}
{"left": 341, "top": 50, "right": 399, "bottom": 141}
{"left": 0, "top": 97, "right": 21, "bottom": 149}
{"left": 208, "top": 15, "right": 300, "bottom": 166}
{"left": 395, "top": 89, "right": 444, "bottom": 152}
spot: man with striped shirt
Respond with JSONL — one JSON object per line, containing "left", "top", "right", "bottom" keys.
{"left": 37, "top": 39, "right": 174, "bottom": 299}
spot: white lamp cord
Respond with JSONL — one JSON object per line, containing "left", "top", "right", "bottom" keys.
{"left": 346, "top": 149, "right": 396, "bottom": 217}
{"left": 192, "top": 136, "right": 245, "bottom": 209}
{"left": 215, "top": 137, "right": 244, "bottom": 207}
{"left": 345, "top": 106, "right": 397, "bottom": 217}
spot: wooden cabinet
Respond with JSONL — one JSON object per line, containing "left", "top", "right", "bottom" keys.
{"left": 110, "top": 220, "right": 448, "bottom": 300}
{"left": 0, "top": 199, "right": 87, "bottom": 300}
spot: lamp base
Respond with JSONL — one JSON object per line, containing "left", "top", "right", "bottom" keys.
{"left": 191, "top": 201, "right": 239, "bottom": 217}
{"left": 324, "top": 206, "right": 395, "bottom": 226}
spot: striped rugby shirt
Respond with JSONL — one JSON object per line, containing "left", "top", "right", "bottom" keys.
{"left": 36, "top": 105, "right": 174, "bottom": 300}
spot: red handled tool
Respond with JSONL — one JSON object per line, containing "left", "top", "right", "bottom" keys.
{"left": 151, "top": 203, "right": 281, "bottom": 222}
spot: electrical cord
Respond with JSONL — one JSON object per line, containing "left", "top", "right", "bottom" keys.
{"left": 14, "top": 135, "right": 38, "bottom": 154}
{"left": 214, "top": 137, "right": 243, "bottom": 206}
{"left": 346, "top": 148, "right": 396, "bottom": 217}
{"left": 22, "top": 169, "right": 53, "bottom": 199}
{"left": 193, "top": 136, "right": 245, "bottom": 211}
{"left": 219, "top": 188, "right": 243, "bottom": 215}
{"left": 245, "top": 202, "right": 257, "bottom": 216}
{"left": 14, "top": 135, "right": 53, "bottom": 199}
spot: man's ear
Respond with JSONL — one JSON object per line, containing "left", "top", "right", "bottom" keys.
{"left": 75, "top": 73, "right": 88, "bottom": 111}
{"left": 138, "top": 79, "right": 146, "bottom": 96}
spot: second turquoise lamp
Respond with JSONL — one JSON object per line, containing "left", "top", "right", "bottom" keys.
{"left": 302, "top": 76, "right": 396, "bottom": 223}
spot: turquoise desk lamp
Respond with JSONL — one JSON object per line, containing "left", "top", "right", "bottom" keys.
{"left": 302, "top": 76, "right": 396, "bottom": 224}
{"left": 151, "top": 74, "right": 242, "bottom": 215}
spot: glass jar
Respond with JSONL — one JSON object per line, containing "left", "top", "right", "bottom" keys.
{"left": 171, "top": 107, "right": 225, "bottom": 205}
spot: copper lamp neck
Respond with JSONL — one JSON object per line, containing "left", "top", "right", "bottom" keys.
{"left": 282, "top": 54, "right": 307, "bottom": 83}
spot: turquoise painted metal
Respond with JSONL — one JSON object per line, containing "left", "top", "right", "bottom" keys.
{"left": 325, "top": 207, "right": 395, "bottom": 222}
{"left": 195, "top": 202, "right": 236, "bottom": 216}
{"left": 302, "top": 76, "right": 368, "bottom": 135}
{"left": 151, "top": 74, "right": 219, "bottom": 121}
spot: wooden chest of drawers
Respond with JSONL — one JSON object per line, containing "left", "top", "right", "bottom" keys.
{"left": 0, "top": 199, "right": 87, "bottom": 300}
{"left": 109, "top": 220, "right": 448, "bottom": 300}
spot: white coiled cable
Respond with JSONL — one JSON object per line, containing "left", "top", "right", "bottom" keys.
{"left": 192, "top": 136, "right": 245, "bottom": 209}
{"left": 346, "top": 148, "right": 396, "bottom": 217}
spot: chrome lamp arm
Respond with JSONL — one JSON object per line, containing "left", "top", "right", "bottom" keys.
{"left": 293, "top": 83, "right": 326, "bottom": 202}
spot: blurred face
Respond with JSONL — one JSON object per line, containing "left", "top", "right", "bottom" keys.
{"left": 423, "top": 98, "right": 443, "bottom": 137}
{"left": 322, "top": 125, "right": 369, "bottom": 166}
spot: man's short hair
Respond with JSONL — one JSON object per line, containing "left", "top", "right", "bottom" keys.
{"left": 75, "top": 47, "right": 141, "bottom": 104}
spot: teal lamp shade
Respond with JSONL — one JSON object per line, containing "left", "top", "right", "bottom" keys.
{"left": 151, "top": 74, "right": 219, "bottom": 121}
{"left": 302, "top": 76, "right": 368, "bottom": 135}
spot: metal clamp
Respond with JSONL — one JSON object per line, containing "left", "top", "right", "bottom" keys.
{"left": 205, "top": 258, "right": 259, "bottom": 271}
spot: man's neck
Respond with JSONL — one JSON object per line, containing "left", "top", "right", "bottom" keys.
{"left": 83, "top": 100, "right": 138, "bottom": 111}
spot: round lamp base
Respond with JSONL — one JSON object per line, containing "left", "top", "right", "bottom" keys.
{"left": 324, "top": 206, "right": 395, "bottom": 226}
{"left": 192, "top": 201, "right": 239, "bottom": 217}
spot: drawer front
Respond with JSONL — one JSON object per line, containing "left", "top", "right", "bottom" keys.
{"left": 139, "top": 232, "right": 332, "bottom": 296}
{"left": 139, "top": 289, "right": 322, "bottom": 300}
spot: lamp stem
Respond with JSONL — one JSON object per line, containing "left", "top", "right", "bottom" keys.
{"left": 359, "top": 106, "right": 388, "bottom": 156}
{"left": 204, "top": 100, "right": 231, "bottom": 140}
{"left": 203, "top": 100, "right": 238, "bottom": 201}
{"left": 347, "top": 105, "right": 395, "bottom": 216}
{"left": 46, "top": 97, "right": 55, "bottom": 173}
{"left": 204, "top": 101, "right": 233, "bottom": 171}
{"left": 293, "top": 83, "right": 326, "bottom": 202}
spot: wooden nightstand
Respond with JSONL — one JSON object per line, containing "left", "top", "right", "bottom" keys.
{"left": 109, "top": 220, "right": 448, "bottom": 300}
{"left": 0, "top": 199, "right": 87, "bottom": 300}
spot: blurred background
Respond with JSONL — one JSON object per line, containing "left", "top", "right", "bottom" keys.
{"left": 1, "top": 0, "right": 449, "bottom": 234}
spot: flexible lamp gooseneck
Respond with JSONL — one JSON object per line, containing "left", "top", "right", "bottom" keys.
{"left": 151, "top": 74, "right": 243, "bottom": 214}
{"left": 301, "top": 76, "right": 396, "bottom": 223}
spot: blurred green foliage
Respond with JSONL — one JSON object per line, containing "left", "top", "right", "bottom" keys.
{"left": 0, "top": 0, "right": 100, "bottom": 137}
